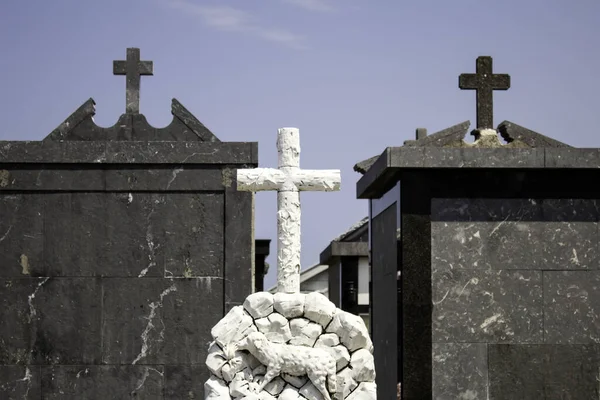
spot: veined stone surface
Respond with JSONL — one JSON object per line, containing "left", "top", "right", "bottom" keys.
{"left": 205, "top": 292, "right": 376, "bottom": 399}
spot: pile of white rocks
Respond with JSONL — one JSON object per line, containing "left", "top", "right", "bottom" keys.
{"left": 205, "top": 291, "right": 376, "bottom": 400}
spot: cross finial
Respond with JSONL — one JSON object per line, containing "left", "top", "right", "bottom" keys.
{"left": 237, "top": 128, "right": 341, "bottom": 293}
{"left": 113, "top": 48, "right": 153, "bottom": 114}
{"left": 459, "top": 56, "right": 510, "bottom": 130}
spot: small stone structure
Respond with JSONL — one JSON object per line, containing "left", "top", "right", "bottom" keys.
{"left": 205, "top": 129, "right": 376, "bottom": 399}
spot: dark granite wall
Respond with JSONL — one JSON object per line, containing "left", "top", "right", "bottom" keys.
{"left": 431, "top": 198, "right": 600, "bottom": 399}
{"left": 0, "top": 143, "right": 256, "bottom": 399}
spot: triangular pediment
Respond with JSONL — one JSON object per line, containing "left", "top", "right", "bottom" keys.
{"left": 354, "top": 120, "right": 571, "bottom": 175}
{"left": 44, "top": 98, "right": 220, "bottom": 142}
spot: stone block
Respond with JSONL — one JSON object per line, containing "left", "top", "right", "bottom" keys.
{"left": 165, "top": 365, "right": 209, "bottom": 400}
{"left": 544, "top": 271, "right": 600, "bottom": 343}
{"left": 432, "top": 343, "right": 488, "bottom": 400}
{"left": 489, "top": 344, "right": 600, "bottom": 399}
{"left": 0, "top": 366, "right": 41, "bottom": 399}
{"left": 40, "top": 365, "right": 164, "bottom": 399}
{"left": 102, "top": 278, "right": 222, "bottom": 364}
{"left": 0, "top": 194, "right": 44, "bottom": 277}
{"left": 432, "top": 269, "right": 543, "bottom": 343}
{"left": 0, "top": 277, "right": 101, "bottom": 365}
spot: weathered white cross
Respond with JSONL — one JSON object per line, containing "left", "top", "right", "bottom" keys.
{"left": 237, "top": 128, "right": 341, "bottom": 293}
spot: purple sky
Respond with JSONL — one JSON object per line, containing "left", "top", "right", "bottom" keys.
{"left": 1, "top": 0, "right": 599, "bottom": 289}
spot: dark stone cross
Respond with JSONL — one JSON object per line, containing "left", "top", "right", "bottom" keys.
{"left": 459, "top": 56, "right": 510, "bottom": 130}
{"left": 113, "top": 48, "right": 153, "bottom": 114}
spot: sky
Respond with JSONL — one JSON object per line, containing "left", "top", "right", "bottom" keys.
{"left": 1, "top": 0, "right": 599, "bottom": 289}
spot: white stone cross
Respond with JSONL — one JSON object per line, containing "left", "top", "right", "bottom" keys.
{"left": 237, "top": 128, "right": 341, "bottom": 293}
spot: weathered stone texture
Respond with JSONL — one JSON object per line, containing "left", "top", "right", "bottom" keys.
{"left": 431, "top": 198, "right": 600, "bottom": 398}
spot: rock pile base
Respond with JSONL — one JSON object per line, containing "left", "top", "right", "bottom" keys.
{"left": 205, "top": 292, "right": 376, "bottom": 399}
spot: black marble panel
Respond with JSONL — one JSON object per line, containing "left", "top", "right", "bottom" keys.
{"left": 423, "top": 147, "right": 545, "bottom": 169}
{"left": 0, "top": 168, "right": 226, "bottom": 192}
{"left": 223, "top": 177, "right": 253, "bottom": 310}
{"left": 165, "top": 365, "right": 209, "bottom": 399}
{"left": 432, "top": 343, "right": 487, "bottom": 400}
{"left": 0, "top": 365, "right": 41, "bottom": 399}
{"left": 0, "top": 141, "right": 257, "bottom": 165}
{"left": 544, "top": 271, "right": 600, "bottom": 344}
{"left": 101, "top": 277, "right": 223, "bottom": 365}
{"left": 432, "top": 198, "right": 600, "bottom": 271}
{"left": 489, "top": 344, "right": 600, "bottom": 399}
{"left": 41, "top": 365, "right": 164, "bottom": 399}
{"left": 488, "top": 344, "right": 545, "bottom": 399}
{"left": 432, "top": 198, "right": 542, "bottom": 270}
{"left": 43, "top": 193, "right": 224, "bottom": 277}
{"left": 0, "top": 194, "right": 44, "bottom": 277}
{"left": 540, "top": 199, "right": 599, "bottom": 270}
{"left": 545, "top": 148, "right": 600, "bottom": 168}
{"left": 432, "top": 269, "right": 543, "bottom": 343}
{"left": 544, "top": 345, "right": 600, "bottom": 399}
{"left": 371, "top": 204, "right": 398, "bottom": 400}
{"left": 163, "top": 193, "right": 224, "bottom": 278}
{"left": 0, "top": 278, "right": 101, "bottom": 365}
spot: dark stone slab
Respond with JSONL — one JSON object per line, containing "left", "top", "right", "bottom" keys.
{"left": 0, "top": 169, "right": 105, "bottom": 192}
{"left": 540, "top": 199, "right": 599, "bottom": 270}
{"left": 544, "top": 271, "right": 600, "bottom": 344}
{"left": 165, "top": 365, "right": 209, "bottom": 399}
{"left": 44, "top": 193, "right": 116, "bottom": 277}
{"left": 41, "top": 365, "right": 164, "bottom": 399}
{"left": 488, "top": 345, "right": 546, "bottom": 399}
{"left": 371, "top": 204, "right": 398, "bottom": 400}
{"left": 401, "top": 305, "right": 431, "bottom": 400}
{"left": 0, "top": 194, "right": 44, "bottom": 277}
{"left": 545, "top": 148, "right": 600, "bottom": 168}
{"left": 432, "top": 198, "right": 542, "bottom": 270}
{"left": 43, "top": 193, "right": 224, "bottom": 277}
{"left": 0, "top": 141, "right": 257, "bottom": 165}
{"left": 0, "top": 278, "right": 101, "bottom": 365}
{"left": 101, "top": 277, "right": 223, "bottom": 365}
{"left": 489, "top": 344, "right": 600, "bottom": 399}
{"left": 432, "top": 269, "right": 543, "bottom": 343}
{"left": 224, "top": 173, "right": 253, "bottom": 311}
{"left": 0, "top": 365, "right": 41, "bottom": 399}
{"left": 544, "top": 345, "right": 600, "bottom": 399}
{"left": 432, "top": 343, "right": 488, "bottom": 400}
{"left": 423, "top": 147, "right": 544, "bottom": 168}
{"left": 162, "top": 193, "right": 224, "bottom": 278}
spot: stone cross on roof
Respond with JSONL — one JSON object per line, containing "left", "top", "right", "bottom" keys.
{"left": 459, "top": 56, "right": 510, "bottom": 130}
{"left": 237, "top": 128, "right": 341, "bottom": 293}
{"left": 113, "top": 48, "right": 153, "bottom": 114}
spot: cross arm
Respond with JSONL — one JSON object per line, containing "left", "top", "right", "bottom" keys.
{"left": 458, "top": 74, "right": 478, "bottom": 89}
{"left": 490, "top": 74, "right": 510, "bottom": 89}
{"left": 292, "top": 170, "right": 341, "bottom": 192}
{"left": 113, "top": 61, "right": 154, "bottom": 75}
{"left": 237, "top": 168, "right": 286, "bottom": 191}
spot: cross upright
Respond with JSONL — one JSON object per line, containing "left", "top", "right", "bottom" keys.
{"left": 113, "top": 48, "right": 153, "bottom": 114}
{"left": 459, "top": 56, "right": 510, "bottom": 130}
{"left": 237, "top": 128, "right": 341, "bottom": 293}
